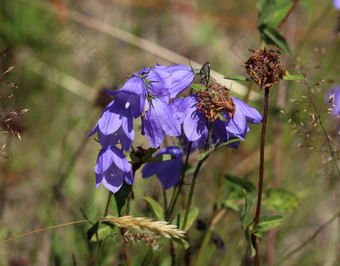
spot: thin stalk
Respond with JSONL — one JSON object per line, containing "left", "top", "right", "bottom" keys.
{"left": 96, "top": 191, "right": 113, "bottom": 264}
{"left": 121, "top": 228, "right": 131, "bottom": 266}
{"left": 166, "top": 141, "right": 192, "bottom": 221}
{"left": 213, "top": 149, "right": 231, "bottom": 211}
{"left": 182, "top": 123, "right": 214, "bottom": 230}
{"left": 104, "top": 191, "right": 112, "bottom": 217}
{"left": 194, "top": 208, "right": 226, "bottom": 266}
{"left": 253, "top": 87, "right": 270, "bottom": 266}
{"left": 275, "top": 211, "right": 340, "bottom": 265}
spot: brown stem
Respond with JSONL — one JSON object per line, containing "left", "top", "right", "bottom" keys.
{"left": 120, "top": 228, "right": 131, "bottom": 266}
{"left": 253, "top": 87, "right": 270, "bottom": 266}
{"left": 278, "top": 0, "right": 300, "bottom": 29}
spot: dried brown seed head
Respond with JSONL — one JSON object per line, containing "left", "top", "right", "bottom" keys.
{"left": 244, "top": 46, "right": 286, "bottom": 90}
{"left": 196, "top": 83, "right": 235, "bottom": 122}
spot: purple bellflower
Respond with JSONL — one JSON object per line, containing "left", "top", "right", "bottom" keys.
{"left": 94, "top": 146, "right": 133, "bottom": 193}
{"left": 142, "top": 146, "right": 183, "bottom": 189}
{"left": 328, "top": 85, "right": 340, "bottom": 118}
{"left": 87, "top": 100, "right": 134, "bottom": 152}
{"left": 171, "top": 87, "right": 262, "bottom": 150}
{"left": 104, "top": 65, "right": 194, "bottom": 148}
{"left": 334, "top": 0, "right": 340, "bottom": 10}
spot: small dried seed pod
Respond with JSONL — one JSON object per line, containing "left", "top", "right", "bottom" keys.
{"left": 196, "top": 83, "right": 235, "bottom": 121}
{"left": 244, "top": 46, "right": 286, "bottom": 90}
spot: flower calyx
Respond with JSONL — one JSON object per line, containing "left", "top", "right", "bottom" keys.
{"left": 196, "top": 83, "right": 236, "bottom": 122}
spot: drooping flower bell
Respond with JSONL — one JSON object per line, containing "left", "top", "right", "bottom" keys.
{"left": 244, "top": 46, "right": 286, "bottom": 90}
{"left": 172, "top": 83, "right": 262, "bottom": 150}
{"left": 94, "top": 146, "right": 133, "bottom": 193}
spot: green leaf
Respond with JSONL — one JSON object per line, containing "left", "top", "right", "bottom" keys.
{"left": 88, "top": 221, "right": 116, "bottom": 242}
{"left": 172, "top": 237, "right": 190, "bottom": 249}
{"left": 257, "top": 0, "right": 277, "bottom": 26}
{"left": 261, "top": 26, "right": 291, "bottom": 54}
{"left": 144, "top": 196, "right": 165, "bottom": 221}
{"left": 270, "top": 0, "right": 293, "bottom": 27}
{"left": 224, "top": 75, "right": 251, "bottom": 82}
{"left": 245, "top": 226, "right": 256, "bottom": 257}
{"left": 241, "top": 189, "right": 254, "bottom": 226}
{"left": 257, "top": 0, "right": 293, "bottom": 28}
{"left": 283, "top": 71, "right": 305, "bottom": 81}
{"left": 222, "top": 175, "right": 256, "bottom": 223}
{"left": 175, "top": 207, "right": 199, "bottom": 231}
{"left": 114, "top": 183, "right": 131, "bottom": 216}
{"left": 191, "top": 84, "right": 206, "bottom": 92}
{"left": 254, "top": 215, "right": 283, "bottom": 233}
{"left": 196, "top": 138, "right": 241, "bottom": 160}
{"left": 218, "top": 113, "right": 227, "bottom": 122}
{"left": 223, "top": 175, "right": 256, "bottom": 224}
{"left": 262, "top": 188, "right": 299, "bottom": 212}
{"left": 144, "top": 154, "right": 174, "bottom": 164}
{"left": 225, "top": 175, "right": 256, "bottom": 195}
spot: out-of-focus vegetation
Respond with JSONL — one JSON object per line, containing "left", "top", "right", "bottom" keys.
{"left": 0, "top": 0, "right": 339, "bottom": 265}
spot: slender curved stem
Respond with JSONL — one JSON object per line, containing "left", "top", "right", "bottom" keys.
{"left": 253, "top": 87, "right": 270, "bottom": 266}
{"left": 166, "top": 141, "right": 192, "bottom": 221}
{"left": 182, "top": 123, "right": 214, "bottom": 230}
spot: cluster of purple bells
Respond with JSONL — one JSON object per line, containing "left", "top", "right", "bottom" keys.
{"left": 87, "top": 64, "right": 263, "bottom": 193}
{"left": 87, "top": 62, "right": 340, "bottom": 194}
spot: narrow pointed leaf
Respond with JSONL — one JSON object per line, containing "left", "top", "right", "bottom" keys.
{"left": 254, "top": 215, "right": 283, "bottom": 233}
{"left": 175, "top": 207, "right": 199, "bottom": 231}
{"left": 283, "top": 71, "right": 305, "bottom": 81}
{"left": 144, "top": 196, "right": 165, "bottom": 221}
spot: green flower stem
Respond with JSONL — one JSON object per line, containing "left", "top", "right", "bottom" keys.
{"left": 96, "top": 191, "right": 113, "bottom": 265}
{"left": 166, "top": 141, "right": 192, "bottom": 221}
{"left": 213, "top": 149, "right": 231, "bottom": 211}
{"left": 194, "top": 208, "right": 226, "bottom": 266}
{"left": 182, "top": 123, "right": 214, "bottom": 230}
{"left": 104, "top": 191, "right": 112, "bottom": 217}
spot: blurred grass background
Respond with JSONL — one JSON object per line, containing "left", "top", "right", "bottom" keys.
{"left": 0, "top": 0, "right": 340, "bottom": 265}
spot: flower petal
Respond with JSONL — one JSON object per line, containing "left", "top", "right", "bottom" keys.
{"left": 232, "top": 97, "right": 263, "bottom": 124}
{"left": 183, "top": 110, "right": 208, "bottom": 141}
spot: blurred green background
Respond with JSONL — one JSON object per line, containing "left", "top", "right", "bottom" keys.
{"left": 0, "top": 0, "right": 339, "bottom": 265}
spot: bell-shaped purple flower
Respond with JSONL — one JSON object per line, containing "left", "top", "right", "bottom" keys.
{"left": 94, "top": 146, "right": 133, "bottom": 193}
{"left": 173, "top": 93, "right": 262, "bottom": 150}
{"left": 106, "top": 67, "right": 172, "bottom": 119}
{"left": 141, "top": 98, "right": 181, "bottom": 148}
{"left": 142, "top": 146, "right": 183, "bottom": 189}
{"left": 334, "top": 0, "right": 340, "bottom": 10}
{"left": 154, "top": 64, "right": 195, "bottom": 98}
{"left": 328, "top": 85, "right": 340, "bottom": 117}
{"left": 87, "top": 100, "right": 134, "bottom": 152}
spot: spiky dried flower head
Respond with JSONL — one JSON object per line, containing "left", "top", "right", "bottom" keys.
{"left": 123, "top": 232, "right": 161, "bottom": 250}
{"left": 244, "top": 46, "right": 286, "bottom": 90}
{"left": 196, "top": 83, "right": 235, "bottom": 122}
{"left": 106, "top": 216, "right": 186, "bottom": 239}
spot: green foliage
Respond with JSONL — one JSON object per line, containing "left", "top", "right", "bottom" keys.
{"left": 283, "top": 71, "right": 305, "bottom": 81}
{"left": 88, "top": 221, "right": 116, "bottom": 242}
{"left": 224, "top": 75, "right": 252, "bottom": 82}
{"left": 222, "top": 175, "right": 256, "bottom": 224}
{"left": 257, "top": 0, "right": 292, "bottom": 54}
{"left": 197, "top": 138, "right": 241, "bottom": 160}
{"left": 114, "top": 184, "right": 131, "bottom": 216}
{"left": 175, "top": 207, "right": 199, "bottom": 231}
{"left": 262, "top": 188, "right": 300, "bottom": 212}
{"left": 144, "top": 196, "right": 165, "bottom": 221}
{"left": 191, "top": 84, "right": 207, "bottom": 92}
{"left": 253, "top": 215, "right": 283, "bottom": 236}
